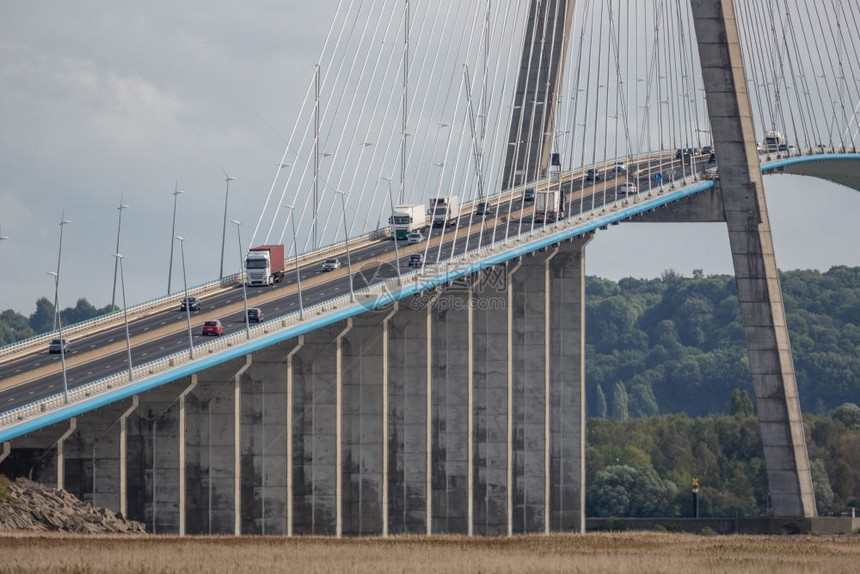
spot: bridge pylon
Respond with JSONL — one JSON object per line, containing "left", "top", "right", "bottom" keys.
{"left": 690, "top": 0, "right": 816, "bottom": 517}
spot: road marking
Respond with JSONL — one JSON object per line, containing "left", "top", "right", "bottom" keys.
{"left": 14, "top": 369, "right": 20, "bottom": 374}
{"left": 28, "top": 391, "right": 33, "bottom": 395}
{"left": 105, "top": 365, "right": 111, "bottom": 369}
{"left": 87, "top": 371, "right": 93, "bottom": 376}
{"left": 7, "top": 398, "right": 13, "bottom": 402}
{"left": 90, "top": 344, "right": 96, "bottom": 349}
{"left": 108, "top": 338, "right": 115, "bottom": 343}
{"left": 34, "top": 362, "right": 41, "bottom": 367}
{"left": 48, "top": 385, "right": 54, "bottom": 389}
{"left": 144, "top": 327, "right": 150, "bottom": 331}
{"left": 159, "top": 347, "right": 165, "bottom": 351}
{"left": 142, "top": 352, "right": 148, "bottom": 357}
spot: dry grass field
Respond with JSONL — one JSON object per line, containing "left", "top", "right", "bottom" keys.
{"left": 0, "top": 532, "right": 858, "bottom": 573}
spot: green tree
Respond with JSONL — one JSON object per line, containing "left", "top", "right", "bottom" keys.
{"left": 28, "top": 297, "right": 55, "bottom": 334}
{"left": 730, "top": 389, "right": 755, "bottom": 416}
{"left": 588, "top": 464, "right": 678, "bottom": 517}
{"left": 595, "top": 384, "right": 608, "bottom": 419}
{"left": 610, "top": 381, "right": 629, "bottom": 422}
{"left": 832, "top": 403, "right": 860, "bottom": 429}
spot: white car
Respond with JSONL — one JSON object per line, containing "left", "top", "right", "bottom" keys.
{"left": 619, "top": 182, "right": 638, "bottom": 194}
{"left": 612, "top": 162, "right": 628, "bottom": 174}
{"left": 407, "top": 232, "right": 424, "bottom": 245}
{"left": 321, "top": 258, "right": 341, "bottom": 272}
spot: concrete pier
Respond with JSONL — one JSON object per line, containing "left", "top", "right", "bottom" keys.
{"left": 1, "top": 241, "right": 590, "bottom": 536}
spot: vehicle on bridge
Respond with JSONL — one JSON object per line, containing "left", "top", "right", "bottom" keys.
{"left": 430, "top": 196, "right": 462, "bottom": 227}
{"left": 763, "top": 130, "right": 787, "bottom": 152}
{"left": 523, "top": 188, "right": 535, "bottom": 202}
{"left": 389, "top": 204, "right": 427, "bottom": 240}
{"left": 408, "top": 253, "right": 423, "bottom": 268}
{"left": 180, "top": 297, "right": 201, "bottom": 312}
{"left": 201, "top": 320, "right": 224, "bottom": 336}
{"left": 585, "top": 168, "right": 603, "bottom": 182}
{"left": 48, "top": 338, "right": 69, "bottom": 354}
{"left": 246, "top": 307, "right": 263, "bottom": 323}
{"left": 322, "top": 258, "right": 341, "bottom": 272}
{"left": 618, "top": 181, "right": 638, "bottom": 195}
{"left": 245, "top": 244, "right": 285, "bottom": 286}
{"left": 407, "top": 232, "right": 425, "bottom": 245}
{"left": 535, "top": 188, "right": 564, "bottom": 223}
{"left": 476, "top": 201, "right": 495, "bottom": 216}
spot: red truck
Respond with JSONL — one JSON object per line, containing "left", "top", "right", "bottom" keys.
{"left": 244, "top": 244, "right": 285, "bottom": 286}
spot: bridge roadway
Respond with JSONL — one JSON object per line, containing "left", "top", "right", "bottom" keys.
{"left": 0, "top": 152, "right": 710, "bottom": 412}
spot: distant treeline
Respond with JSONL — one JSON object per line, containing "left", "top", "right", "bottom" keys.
{"left": 586, "top": 266, "right": 860, "bottom": 416}
{"left": 0, "top": 298, "right": 115, "bottom": 345}
{"left": 586, "top": 405, "right": 860, "bottom": 517}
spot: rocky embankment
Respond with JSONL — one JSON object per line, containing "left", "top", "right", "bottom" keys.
{"left": 0, "top": 476, "right": 146, "bottom": 534}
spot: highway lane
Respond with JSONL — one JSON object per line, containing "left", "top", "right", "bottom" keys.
{"left": 0, "top": 151, "right": 708, "bottom": 411}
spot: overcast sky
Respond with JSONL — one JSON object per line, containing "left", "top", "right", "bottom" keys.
{"left": 1, "top": 1, "right": 858, "bottom": 316}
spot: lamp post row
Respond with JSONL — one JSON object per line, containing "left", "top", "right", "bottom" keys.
{"left": 23, "top": 169, "right": 374, "bottom": 407}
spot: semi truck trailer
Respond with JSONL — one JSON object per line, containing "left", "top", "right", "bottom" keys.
{"left": 245, "top": 244, "right": 285, "bottom": 286}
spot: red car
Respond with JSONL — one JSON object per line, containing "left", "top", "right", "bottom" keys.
{"left": 201, "top": 320, "right": 224, "bottom": 336}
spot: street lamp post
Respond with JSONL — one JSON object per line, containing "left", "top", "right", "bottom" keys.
{"left": 220, "top": 171, "right": 234, "bottom": 280}
{"left": 113, "top": 254, "right": 134, "bottom": 381}
{"left": 168, "top": 184, "right": 186, "bottom": 294}
{"left": 175, "top": 236, "right": 194, "bottom": 359}
{"left": 53, "top": 217, "right": 71, "bottom": 331}
{"left": 284, "top": 205, "right": 304, "bottom": 320}
{"left": 46, "top": 271, "right": 69, "bottom": 403}
{"left": 381, "top": 177, "right": 403, "bottom": 285}
{"left": 231, "top": 220, "right": 251, "bottom": 339}
{"left": 111, "top": 200, "right": 130, "bottom": 308}
{"left": 334, "top": 191, "right": 355, "bottom": 302}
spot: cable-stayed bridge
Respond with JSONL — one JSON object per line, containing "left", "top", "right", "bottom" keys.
{"left": 1, "top": 0, "right": 859, "bottom": 536}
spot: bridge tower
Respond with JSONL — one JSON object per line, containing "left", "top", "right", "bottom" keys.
{"left": 502, "top": 0, "right": 578, "bottom": 190}
{"left": 686, "top": 1, "right": 816, "bottom": 517}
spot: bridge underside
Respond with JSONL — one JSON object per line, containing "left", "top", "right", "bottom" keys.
{"left": 776, "top": 157, "right": 860, "bottom": 193}
{"left": 1, "top": 240, "right": 590, "bottom": 536}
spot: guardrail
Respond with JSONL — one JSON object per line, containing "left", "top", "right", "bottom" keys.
{"left": 0, "top": 167, "right": 709, "bottom": 430}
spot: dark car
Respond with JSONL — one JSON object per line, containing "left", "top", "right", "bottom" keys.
{"left": 708, "top": 152, "right": 717, "bottom": 164}
{"left": 476, "top": 201, "right": 495, "bottom": 216}
{"left": 523, "top": 188, "right": 535, "bottom": 202}
{"left": 585, "top": 169, "right": 603, "bottom": 182}
{"left": 246, "top": 307, "right": 263, "bottom": 323}
{"left": 48, "top": 338, "right": 70, "bottom": 354}
{"left": 201, "top": 320, "right": 224, "bottom": 336}
{"left": 180, "top": 296, "right": 200, "bottom": 312}
{"left": 408, "top": 253, "right": 423, "bottom": 268}
{"left": 701, "top": 145, "right": 713, "bottom": 156}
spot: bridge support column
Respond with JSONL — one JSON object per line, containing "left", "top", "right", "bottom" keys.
{"left": 388, "top": 296, "right": 431, "bottom": 535}
{"left": 123, "top": 377, "right": 195, "bottom": 533}
{"left": 691, "top": 0, "right": 816, "bottom": 517}
{"left": 341, "top": 312, "right": 390, "bottom": 536}
{"left": 178, "top": 377, "right": 196, "bottom": 535}
{"left": 430, "top": 283, "right": 471, "bottom": 534}
{"left": 55, "top": 418, "right": 76, "bottom": 491}
{"left": 185, "top": 357, "right": 249, "bottom": 534}
{"left": 61, "top": 399, "right": 137, "bottom": 513}
{"left": 0, "top": 441, "right": 9, "bottom": 465}
{"left": 549, "top": 237, "right": 590, "bottom": 532}
{"left": 286, "top": 337, "right": 304, "bottom": 536}
{"left": 472, "top": 263, "right": 513, "bottom": 536}
{"left": 292, "top": 324, "right": 348, "bottom": 536}
{"left": 240, "top": 340, "right": 302, "bottom": 536}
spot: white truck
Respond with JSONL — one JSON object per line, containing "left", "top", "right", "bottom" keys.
{"left": 763, "top": 130, "right": 787, "bottom": 152}
{"left": 430, "top": 196, "right": 462, "bottom": 227}
{"left": 244, "top": 244, "right": 285, "bottom": 286}
{"left": 389, "top": 203, "right": 427, "bottom": 240}
{"left": 534, "top": 189, "right": 563, "bottom": 223}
